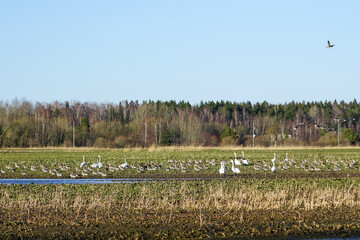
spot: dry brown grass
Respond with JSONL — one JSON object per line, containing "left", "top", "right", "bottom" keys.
{"left": 1, "top": 145, "right": 359, "bottom": 153}
{"left": 1, "top": 181, "right": 360, "bottom": 213}
{"left": 2, "top": 179, "right": 360, "bottom": 239}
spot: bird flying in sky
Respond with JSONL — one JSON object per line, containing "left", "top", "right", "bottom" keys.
{"left": 326, "top": 40, "right": 334, "bottom": 48}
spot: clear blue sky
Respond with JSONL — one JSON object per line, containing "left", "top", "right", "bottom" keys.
{"left": 1, "top": 1, "right": 359, "bottom": 105}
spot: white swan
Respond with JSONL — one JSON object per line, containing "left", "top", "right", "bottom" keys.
{"left": 285, "top": 153, "right": 288, "bottom": 161}
{"left": 97, "top": 155, "right": 103, "bottom": 168}
{"left": 120, "top": 157, "right": 129, "bottom": 169}
{"left": 234, "top": 153, "right": 241, "bottom": 165}
{"left": 230, "top": 159, "right": 240, "bottom": 174}
{"left": 80, "top": 155, "right": 87, "bottom": 168}
{"left": 219, "top": 161, "right": 226, "bottom": 174}
{"left": 271, "top": 153, "right": 277, "bottom": 172}
{"left": 90, "top": 157, "right": 99, "bottom": 168}
{"left": 241, "top": 151, "right": 249, "bottom": 165}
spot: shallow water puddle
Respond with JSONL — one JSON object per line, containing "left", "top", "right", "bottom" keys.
{"left": 0, "top": 177, "right": 202, "bottom": 185}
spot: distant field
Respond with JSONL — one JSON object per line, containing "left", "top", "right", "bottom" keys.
{"left": 1, "top": 147, "right": 360, "bottom": 239}
{"left": 1, "top": 147, "right": 360, "bottom": 179}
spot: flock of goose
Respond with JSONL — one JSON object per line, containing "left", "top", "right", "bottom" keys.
{"left": 0, "top": 151, "right": 359, "bottom": 178}
{"left": 0, "top": 155, "right": 130, "bottom": 179}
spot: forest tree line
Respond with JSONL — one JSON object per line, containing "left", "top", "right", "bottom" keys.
{"left": 0, "top": 99, "right": 360, "bottom": 148}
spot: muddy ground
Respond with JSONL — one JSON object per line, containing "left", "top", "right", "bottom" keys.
{"left": 1, "top": 207, "right": 360, "bottom": 239}
{"left": 2, "top": 172, "right": 360, "bottom": 239}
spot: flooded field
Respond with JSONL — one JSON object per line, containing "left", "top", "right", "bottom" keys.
{"left": 0, "top": 177, "right": 204, "bottom": 184}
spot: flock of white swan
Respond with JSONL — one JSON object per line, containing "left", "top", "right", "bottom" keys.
{"left": 0, "top": 151, "right": 359, "bottom": 178}
{"left": 220, "top": 152, "right": 276, "bottom": 174}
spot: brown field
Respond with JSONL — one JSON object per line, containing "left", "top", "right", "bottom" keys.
{"left": 1, "top": 147, "right": 360, "bottom": 239}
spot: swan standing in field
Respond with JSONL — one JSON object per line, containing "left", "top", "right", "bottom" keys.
{"left": 120, "top": 157, "right": 129, "bottom": 169}
{"left": 230, "top": 159, "right": 241, "bottom": 174}
{"left": 271, "top": 153, "right": 277, "bottom": 172}
{"left": 97, "top": 155, "right": 103, "bottom": 168}
{"left": 219, "top": 161, "right": 226, "bottom": 174}
{"left": 80, "top": 156, "right": 87, "bottom": 168}
{"left": 285, "top": 153, "right": 288, "bottom": 161}
{"left": 234, "top": 153, "right": 241, "bottom": 165}
{"left": 241, "top": 151, "right": 249, "bottom": 165}
{"left": 90, "top": 157, "right": 99, "bottom": 168}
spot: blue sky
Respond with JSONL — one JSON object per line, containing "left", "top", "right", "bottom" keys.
{"left": 1, "top": 1, "right": 359, "bottom": 105}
